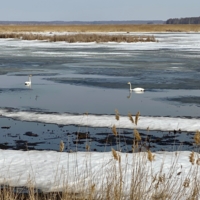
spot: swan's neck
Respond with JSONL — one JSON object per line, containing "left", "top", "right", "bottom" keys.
{"left": 129, "top": 83, "right": 132, "bottom": 90}
{"left": 29, "top": 77, "right": 31, "bottom": 82}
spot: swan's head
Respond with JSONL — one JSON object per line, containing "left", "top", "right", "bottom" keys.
{"left": 29, "top": 75, "right": 32, "bottom": 77}
{"left": 127, "top": 82, "right": 131, "bottom": 85}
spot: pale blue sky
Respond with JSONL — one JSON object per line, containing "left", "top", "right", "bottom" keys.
{"left": 1, "top": 0, "right": 200, "bottom": 21}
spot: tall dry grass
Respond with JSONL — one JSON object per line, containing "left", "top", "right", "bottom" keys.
{"left": 0, "top": 24, "right": 200, "bottom": 33}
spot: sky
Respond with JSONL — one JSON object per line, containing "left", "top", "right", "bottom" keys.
{"left": 1, "top": 0, "right": 200, "bottom": 21}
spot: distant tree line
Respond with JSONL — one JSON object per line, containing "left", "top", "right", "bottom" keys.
{"left": 166, "top": 16, "right": 200, "bottom": 24}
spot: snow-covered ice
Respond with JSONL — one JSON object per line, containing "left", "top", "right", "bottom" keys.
{"left": 0, "top": 149, "right": 199, "bottom": 199}
{"left": 0, "top": 108, "right": 200, "bottom": 132}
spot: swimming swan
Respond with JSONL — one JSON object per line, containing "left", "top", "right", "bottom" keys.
{"left": 25, "top": 75, "right": 32, "bottom": 86}
{"left": 127, "top": 82, "right": 144, "bottom": 92}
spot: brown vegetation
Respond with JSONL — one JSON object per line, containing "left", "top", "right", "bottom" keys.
{"left": 0, "top": 24, "right": 200, "bottom": 33}
{"left": 1, "top": 24, "right": 199, "bottom": 43}
{"left": 0, "top": 32, "right": 156, "bottom": 43}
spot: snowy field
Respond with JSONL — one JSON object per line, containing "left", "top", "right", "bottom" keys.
{"left": 0, "top": 149, "right": 200, "bottom": 199}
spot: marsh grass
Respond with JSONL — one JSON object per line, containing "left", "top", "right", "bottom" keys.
{"left": 1, "top": 112, "right": 200, "bottom": 199}
{"left": 0, "top": 32, "right": 156, "bottom": 43}
{"left": 1, "top": 24, "right": 200, "bottom": 33}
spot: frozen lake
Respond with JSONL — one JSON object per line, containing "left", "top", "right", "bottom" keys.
{"left": 0, "top": 32, "right": 200, "bottom": 152}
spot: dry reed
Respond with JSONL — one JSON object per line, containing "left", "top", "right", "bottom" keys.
{"left": 59, "top": 140, "right": 65, "bottom": 152}
{"left": 147, "top": 150, "right": 155, "bottom": 162}
{"left": 112, "top": 125, "right": 118, "bottom": 136}
{"left": 112, "top": 148, "right": 120, "bottom": 161}
{"left": 189, "top": 151, "right": 195, "bottom": 165}
{"left": 135, "top": 111, "right": 140, "bottom": 126}
{"left": 134, "top": 129, "right": 141, "bottom": 141}
{"left": 194, "top": 130, "right": 200, "bottom": 145}
{"left": 128, "top": 112, "right": 134, "bottom": 124}
{"left": 115, "top": 109, "right": 120, "bottom": 121}
{"left": 196, "top": 158, "right": 200, "bottom": 165}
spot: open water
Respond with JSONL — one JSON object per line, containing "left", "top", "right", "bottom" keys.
{"left": 0, "top": 32, "right": 200, "bottom": 152}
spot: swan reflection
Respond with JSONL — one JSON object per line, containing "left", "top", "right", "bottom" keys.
{"left": 25, "top": 84, "right": 32, "bottom": 89}
{"left": 127, "top": 90, "right": 144, "bottom": 99}
{"left": 127, "top": 91, "right": 132, "bottom": 99}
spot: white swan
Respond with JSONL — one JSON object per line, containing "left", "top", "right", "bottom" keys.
{"left": 25, "top": 75, "right": 32, "bottom": 86}
{"left": 127, "top": 82, "right": 144, "bottom": 92}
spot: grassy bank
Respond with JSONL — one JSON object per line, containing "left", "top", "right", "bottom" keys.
{"left": 1, "top": 24, "right": 199, "bottom": 43}
{"left": 0, "top": 24, "right": 200, "bottom": 33}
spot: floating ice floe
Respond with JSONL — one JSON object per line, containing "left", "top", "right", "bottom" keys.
{"left": 0, "top": 108, "right": 200, "bottom": 132}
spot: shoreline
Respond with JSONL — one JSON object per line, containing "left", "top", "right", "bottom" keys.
{"left": 0, "top": 113, "right": 195, "bottom": 153}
